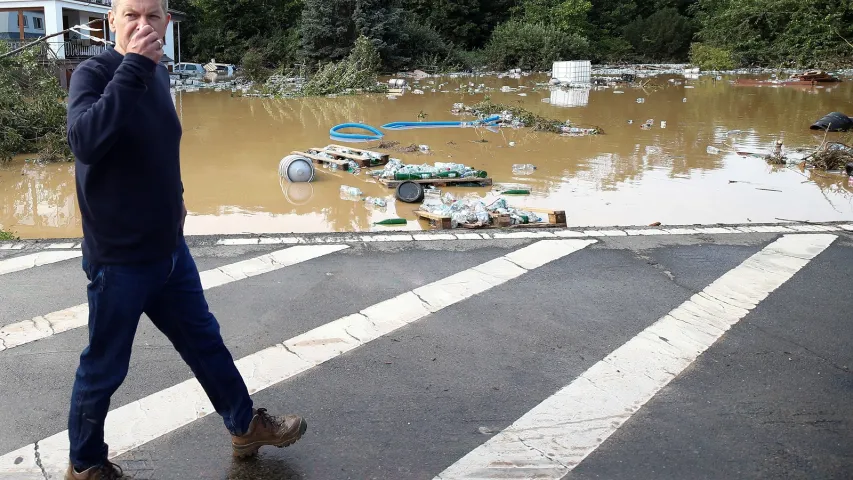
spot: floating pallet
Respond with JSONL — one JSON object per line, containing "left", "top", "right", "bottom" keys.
{"left": 292, "top": 150, "right": 350, "bottom": 169}
{"left": 326, "top": 144, "right": 390, "bottom": 163}
{"left": 378, "top": 177, "right": 493, "bottom": 188}
{"left": 313, "top": 145, "right": 389, "bottom": 167}
{"left": 414, "top": 207, "right": 566, "bottom": 230}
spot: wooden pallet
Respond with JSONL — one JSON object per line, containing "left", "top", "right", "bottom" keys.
{"left": 378, "top": 177, "right": 493, "bottom": 188}
{"left": 315, "top": 145, "right": 390, "bottom": 167}
{"left": 292, "top": 150, "right": 350, "bottom": 169}
{"left": 414, "top": 207, "right": 566, "bottom": 230}
{"left": 326, "top": 144, "right": 391, "bottom": 163}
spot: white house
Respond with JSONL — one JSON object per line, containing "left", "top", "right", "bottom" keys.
{"left": 0, "top": 0, "right": 184, "bottom": 85}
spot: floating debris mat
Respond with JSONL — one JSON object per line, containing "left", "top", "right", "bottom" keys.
{"left": 378, "top": 177, "right": 493, "bottom": 188}
{"left": 370, "top": 159, "right": 492, "bottom": 188}
{"left": 413, "top": 194, "right": 566, "bottom": 230}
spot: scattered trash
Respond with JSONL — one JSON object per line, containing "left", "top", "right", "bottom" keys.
{"left": 512, "top": 164, "right": 536, "bottom": 175}
{"left": 707, "top": 146, "right": 721, "bottom": 155}
{"left": 637, "top": 98, "right": 645, "bottom": 104}
{"left": 364, "top": 197, "right": 387, "bottom": 208}
{"left": 628, "top": 120, "right": 634, "bottom": 124}
{"left": 560, "top": 126, "right": 599, "bottom": 136}
{"left": 508, "top": 141, "right": 516, "bottom": 147}
{"left": 806, "top": 142, "right": 853, "bottom": 170}
{"left": 278, "top": 155, "right": 315, "bottom": 183}
{"left": 683, "top": 98, "right": 687, "bottom": 102}
{"left": 370, "top": 159, "right": 488, "bottom": 181}
{"left": 396, "top": 181, "right": 426, "bottom": 203}
{"left": 810, "top": 112, "right": 852, "bottom": 132}
{"left": 518, "top": 93, "right": 527, "bottom": 97}
{"left": 340, "top": 185, "right": 363, "bottom": 198}
{"left": 419, "top": 144, "right": 430, "bottom": 153}
{"left": 413, "top": 89, "right": 425, "bottom": 95}
{"left": 614, "top": 91, "right": 624, "bottom": 94}
{"left": 649, "top": 222, "right": 662, "bottom": 227}
{"left": 375, "top": 218, "right": 407, "bottom": 226}
{"left": 660, "top": 121, "right": 667, "bottom": 129}
{"left": 846, "top": 162, "right": 853, "bottom": 176}
{"left": 420, "top": 195, "right": 543, "bottom": 228}
{"left": 502, "top": 189, "right": 531, "bottom": 195}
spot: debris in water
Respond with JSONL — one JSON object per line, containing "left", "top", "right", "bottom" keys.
{"left": 649, "top": 222, "right": 662, "bottom": 227}
{"left": 806, "top": 142, "right": 853, "bottom": 170}
{"left": 637, "top": 98, "right": 645, "bottom": 103}
{"left": 375, "top": 218, "right": 407, "bottom": 226}
{"left": 512, "top": 164, "right": 536, "bottom": 175}
{"left": 509, "top": 142, "right": 516, "bottom": 147}
{"left": 707, "top": 146, "right": 721, "bottom": 155}
{"left": 419, "top": 144, "right": 430, "bottom": 153}
{"left": 369, "top": 159, "right": 487, "bottom": 181}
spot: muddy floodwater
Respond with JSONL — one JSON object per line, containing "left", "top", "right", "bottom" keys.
{"left": 2, "top": 72, "right": 852, "bottom": 239}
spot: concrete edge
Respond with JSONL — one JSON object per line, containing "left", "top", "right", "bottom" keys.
{"left": 2, "top": 222, "right": 852, "bottom": 251}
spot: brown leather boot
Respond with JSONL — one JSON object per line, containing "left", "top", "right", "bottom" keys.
{"left": 65, "top": 460, "right": 128, "bottom": 480}
{"left": 231, "top": 408, "right": 308, "bottom": 458}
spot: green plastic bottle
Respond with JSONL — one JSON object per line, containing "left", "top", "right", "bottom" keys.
{"left": 502, "top": 189, "right": 531, "bottom": 195}
{"left": 394, "top": 172, "right": 433, "bottom": 180}
{"left": 375, "top": 218, "right": 408, "bottom": 226}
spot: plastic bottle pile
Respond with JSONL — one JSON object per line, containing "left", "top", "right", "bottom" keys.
{"left": 421, "top": 193, "right": 542, "bottom": 228}
{"left": 369, "top": 159, "right": 488, "bottom": 181}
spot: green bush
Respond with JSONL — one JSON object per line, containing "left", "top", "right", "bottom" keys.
{"left": 0, "top": 229, "right": 17, "bottom": 241}
{"left": 485, "top": 20, "right": 589, "bottom": 70}
{"left": 0, "top": 43, "right": 71, "bottom": 163}
{"left": 689, "top": 43, "right": 736, "bottom": 70}
{"left": 240, "top": 50, "right": 268, "bottom": 82}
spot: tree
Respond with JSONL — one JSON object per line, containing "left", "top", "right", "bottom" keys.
{"left": 623, "top": 8, "right": 694, "bottom": 60}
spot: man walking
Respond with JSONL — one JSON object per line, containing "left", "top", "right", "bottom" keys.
{"left": 65, "top": 1, "right": 306, "bottom": 478}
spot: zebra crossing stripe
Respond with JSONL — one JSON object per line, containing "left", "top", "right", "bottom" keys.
{"left": 0, "top": 245, "right": 348, "bottom": 353}
{"left": 0, "top": 239, "right": 596, "bottom": 479}
{"left": 0, "top": 251, "right": 82, "bottom": 277}
{"left": 432, "top": 234, "right": 836, "bottom": 480}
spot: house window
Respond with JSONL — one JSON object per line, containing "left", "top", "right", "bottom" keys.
{"left": 18, "top": 15, "right": 29, "bottom": 28}
{"left": 33, "top": 18, "right": 43, "bottom": 30}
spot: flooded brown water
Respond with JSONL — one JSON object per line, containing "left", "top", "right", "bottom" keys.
{"left": 2, "top": 73, "right": 852, "bottom": 239}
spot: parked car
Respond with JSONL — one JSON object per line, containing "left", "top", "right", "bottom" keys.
{"left": 173, "top": 63, "right": 205, "bottom": 77}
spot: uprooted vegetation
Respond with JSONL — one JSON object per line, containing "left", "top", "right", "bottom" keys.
{"left": 806, "top": 141, "right": 853, "bottom": 170}
{"left": 458, "top": 100, "right": 603, "bottom": 135}
{"left": 0, "top": 43, "right": 71, "bottom": 163}
{"left": 262, "top": 35, "right": 387, "bottom": 98}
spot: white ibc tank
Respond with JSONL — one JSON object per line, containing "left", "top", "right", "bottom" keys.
{"left": 551, "top": 61, "right": 592, "bottom": 85}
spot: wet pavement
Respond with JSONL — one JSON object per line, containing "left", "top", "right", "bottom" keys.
{"left": 1, "top": 72, "right": 852, "bottom": 239}
{"left": 0, "top": 231, "right": 851, "bottom": 479}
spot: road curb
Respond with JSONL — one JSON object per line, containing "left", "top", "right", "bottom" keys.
{"left": 2, "top": 222, "right": 852, "bottom": 252}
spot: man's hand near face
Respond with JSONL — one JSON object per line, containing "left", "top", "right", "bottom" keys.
{"left": 126, "top": 24, "right": 163, "bottom": 64}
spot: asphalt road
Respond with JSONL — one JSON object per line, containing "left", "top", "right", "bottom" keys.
{"left": 0, "top": 228, "right": 850, "bottom": 480}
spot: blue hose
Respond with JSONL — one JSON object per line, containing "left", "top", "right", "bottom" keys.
{"left": 381, "top": 115, "right": 502, "bottom": 130}
{"left": 329, "top": 123, "right": 384, "bottom": 141}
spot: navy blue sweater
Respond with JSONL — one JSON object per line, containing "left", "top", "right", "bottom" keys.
{"left": 67, "top": 48, "right": 183, "bottom": 265}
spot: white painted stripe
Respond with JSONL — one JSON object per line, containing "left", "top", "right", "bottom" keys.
{"left": 584, "top": 230, "right": 627, "bottom": 237}
{"left": 455, "top": 233, "right": 487, "bottom": 240}
{"left": 0, "top": 245, "right": 347, "bottom": 353}
{"left": 492, "top": 232, "right": 555, "bottom": 239}
{"left": 433, "top": 234, "right": 835, "bottom": 480}
{"left": 45, "top": 243, "right": 76, "bottom": 249}
{"left": 216, "top": 238, "right": 260, "bottom": 245}
{"left": 0, "top": 240, "right": 596, "bottom": 478}
{"left": 554, "top": 230, "right": 586, "bottom": 238}
{"left": 665, "top": 228, "right": 701, "bottom": 235}
{"left": 361, "top": 234, "right": 414, "bottom": 242}
{"left": 413, "top": 234, "right": 457, "bottom": 241}
{"left": 0, "top": 251, "right": 82, "bottom": 276}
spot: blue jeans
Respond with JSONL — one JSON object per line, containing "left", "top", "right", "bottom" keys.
{"left": 68, "top": 239, "right": 253, "bottom": 471}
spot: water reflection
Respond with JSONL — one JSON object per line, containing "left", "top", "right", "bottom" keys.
{"left": 1, "top": 72, "right": 852, "bottom": 239}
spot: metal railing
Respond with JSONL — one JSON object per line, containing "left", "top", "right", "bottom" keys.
{"left": 0, "top": 40, "right": 51, "bottom": 58}
{"left": 63, "top": 39, "right": 107, "bottom": 58}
